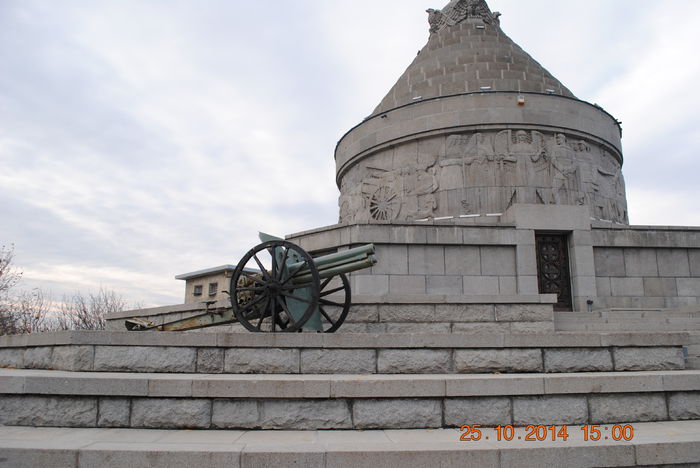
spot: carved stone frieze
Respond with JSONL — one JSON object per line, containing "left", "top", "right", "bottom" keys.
{"left": 339, "top": 158, "right": 440, "bottom": 223}
{"left": 338, "top": 129, "right": 628, "bottom": 225}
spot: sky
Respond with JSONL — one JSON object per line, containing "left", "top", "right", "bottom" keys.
{"left": 1, "top": 0, "right": 699, "bottom": 307}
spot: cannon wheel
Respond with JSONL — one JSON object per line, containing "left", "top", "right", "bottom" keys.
{"left": 231, "top": 240, "right": 320, "bottom": 333}
{"left": 274, "top": 272, "right": 351, "bottom": 333}
{"left": 318, "top": 273, "right": 351, "bottom": 333}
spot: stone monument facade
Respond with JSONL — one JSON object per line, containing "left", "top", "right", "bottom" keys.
{"left": 109, "top": 0, "right": 700, "bottom": 329}
{"left": 285, "top": 0, "right": 699, "bottom": 321}
{"left": 337, "top": 0, "right": 627, "bottom": 225}
{"left": 2, "top": 2, "right": 698, "bottom": 459}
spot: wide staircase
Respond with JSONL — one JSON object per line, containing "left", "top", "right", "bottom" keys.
{"left": 555, "top": 307, "right": 700, "bottom": 369}
{"left": 1, "top": 329, "right": 699, "bottom": 467}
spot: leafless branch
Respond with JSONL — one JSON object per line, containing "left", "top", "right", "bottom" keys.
{"left": 56, "top": 289, "right": 126, "bottom": 331}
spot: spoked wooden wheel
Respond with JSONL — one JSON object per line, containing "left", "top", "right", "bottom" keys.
{"left": 318, "top": 273, "right": 351, "bottom": 333}
{"left": 231, "top": 240, "right": 320, "bottom": 333}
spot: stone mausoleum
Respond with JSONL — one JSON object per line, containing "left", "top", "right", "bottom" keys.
{"left": 117, "top": 0, "right": 699, "bottom": 345}
{"left": 1, "top": 1, "right": 699, "bottom": 465}
{"left": 282, "top": 0, "right": 700, "bottom": 330}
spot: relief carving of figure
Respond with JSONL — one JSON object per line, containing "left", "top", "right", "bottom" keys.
{"left": 588, "top": 148, "right": 628, "bottom": 223}
{"left": 401, "top": 160, "right": 440, "bottom": 221}
{"left": 339, "top": 179, "right": 369, "bottom": 224}
{"left": 549, "top": 133, "right": 581, "bottom": 204}
{"left": 415, "top": 193, "right": 438, "bottom": 220}
{"left": 495, "top": 129, "right": 543, "bottom": 187}
{"left": 441, "top": 133, "right": 496, "bottom": 186}
{"left": 574, "top": 140, "right": 590, "bottom": 153}
{"left": 594, "top": 150, "right": 625, "bottom": 198}
{"left": 495, "top": 130, "right": 544, "bottom": 162}
{"left": 440, "top": 133, "right": 496, "bottom": 213}
{"left": 339, "top": 199, "right": 350, "bottom": 223}
{"left": 403, "top": 162, "right": 439, "bottom": 196}
{"left": 442, "top": 133, "right": 494, "bottom": 166}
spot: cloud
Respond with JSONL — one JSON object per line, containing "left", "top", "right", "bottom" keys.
{"left": 627, "top": 187, "right": 700, "bottom": 228}
{"left": 1, "top": 0, "right": 699, "bottom": 307}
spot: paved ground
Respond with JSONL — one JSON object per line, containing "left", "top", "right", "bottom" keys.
{"left": 1, "top": 421, "right": 699, "bottom": 467}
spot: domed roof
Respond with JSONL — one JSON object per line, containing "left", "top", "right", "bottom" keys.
{"left": 373, "top": 0, "right": 576, "bottom": 115}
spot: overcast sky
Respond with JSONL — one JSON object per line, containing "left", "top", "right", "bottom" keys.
{"left": 1, "top": 0, "right": 699, "bottom": 307}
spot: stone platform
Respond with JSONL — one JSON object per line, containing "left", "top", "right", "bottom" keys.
{"left": 554, "top": 308, "right": 700, "bottom": 369}
{"left": 1, "top": 368, "right": 699, "bottom": 430}
{"left": 0, "top": 331, "right": 689, "bottom": 374}
{"left": 106, "top": 300, "right": 559, "bottom": 335}
{"left": 0, "top": 331, "right": 698, "bottom": 432}
{"left": 1, "top": 422, "right": 699, "bottom": 467}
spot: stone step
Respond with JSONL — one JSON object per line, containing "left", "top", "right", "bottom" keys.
{"left": 594, "top": 312, "right": 700, "bottom": 320}
{"left": 599, "top": 307, "right": 700, "bottom": 314}
{"left": 0, "top": 331, "right": 689, "bottom": 375}
{"left": 555, "top": 311, "right": 700, "bottom": 319}
{"left": 106, "top": 302, "right": 560, "bottom": 335}
{"left": 1, "top": 422, "right": 699, "bottom": 467}
{"left": 1, "top": 369, "right": 699, "bottom": 430}
{"left": 555, "top": 314, "right": 700, "bottom": 322}
{"left": 687, "top": 358, "right": 700, "bottom": 370}
{"left": 555, "top": 309, "right": 700, "bottom": 320}
{"left": 553, "top": 318, "right": 695, "bottom": 326}
{"left": 554, "top": 320, "right": 700, "bottom": 332}
{"left": 554, "top": 326, "right": 698, "bottom": 334}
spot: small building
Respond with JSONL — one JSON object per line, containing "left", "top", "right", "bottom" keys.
{"left": 176, "top": 265, "right": 259, "bottom": 304}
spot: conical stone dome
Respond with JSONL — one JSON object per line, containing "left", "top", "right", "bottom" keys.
{"left": 336, "top": 0, "right": 628, "bottom": 225}
{"left": 374, "top": 0, "right": 575, "bottom": 115}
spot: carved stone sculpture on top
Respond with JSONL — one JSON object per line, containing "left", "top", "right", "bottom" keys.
{"left": 427, "top": 0, "right": 501, "bottom": 34}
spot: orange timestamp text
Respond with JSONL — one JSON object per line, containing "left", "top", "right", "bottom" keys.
{"left": 459, "top": 424, "right": 635, "bottom": 442}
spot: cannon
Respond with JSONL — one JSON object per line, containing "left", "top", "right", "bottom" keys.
{"left": 125, "top": 233, "right": 377, "bottom": 333}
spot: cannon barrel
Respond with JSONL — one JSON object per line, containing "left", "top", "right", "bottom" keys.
{"left": 303, "top": 244, "right": 375, "bottom": 268}
{"left": 292, "top": 256, "right": 377, "bottom": 284}
{"left": 287, "top": 244, "right": 376, "bottom": 284}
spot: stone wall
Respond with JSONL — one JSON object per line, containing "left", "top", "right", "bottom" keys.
{"left": 0, "top": 330, "right": 694, "bottom": 430}
{"left": 593, "top": 245, "right": 700, "bottom": 309}
{"left": 288, "top": 205, "right": 700, "bottom": 314}
{"left": 2, "top": 391, "right": 698, "bottom": 430}
{"left": 354, "top": 244, "right": 517, "bottom": 297}
{"left": 1, "top": 343, "right": 686, "bottom": 374}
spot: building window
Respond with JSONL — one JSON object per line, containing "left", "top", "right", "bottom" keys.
{"left": 208, "top": 282, "right": 218, "bottom": 296}
{"left": 193, "top": 285, "right": 203, "bottom": 296}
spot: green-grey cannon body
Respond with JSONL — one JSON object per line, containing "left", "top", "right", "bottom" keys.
{"left": 126, "top": 234, "right": 377, "bottom": 333}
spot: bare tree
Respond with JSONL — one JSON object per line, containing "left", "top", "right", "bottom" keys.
{"left": 0, "top": 301, "right": 18, "bottom": 335}
{"left": 0, "top": 245, "right": 22, "bottom": 292}
{"left": 0, "top": 245, "right": 22, "bottom": 335}
{"left": 13, "top": 288, "right": 51, "bottom": 334}
{"left": 56, "top": 289, "right": 126, "bottom": 331}
{"left": 0, "top": 245, "right": 129, "bottom": 335}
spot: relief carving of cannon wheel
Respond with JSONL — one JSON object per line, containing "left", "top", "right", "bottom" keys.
{"left": 369, "top": 186, "right": 400, "bottom": 221}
